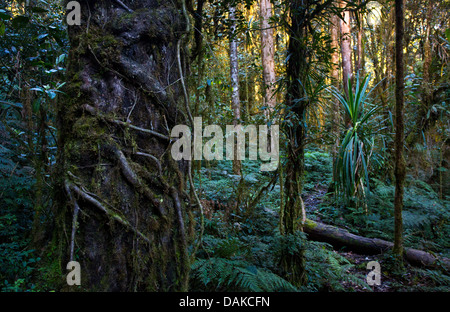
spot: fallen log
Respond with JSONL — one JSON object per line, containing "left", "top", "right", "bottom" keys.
{"left": 303, "top": 219, "right": 450, "bottom": 270}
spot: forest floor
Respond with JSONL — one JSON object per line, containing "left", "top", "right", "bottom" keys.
{"left": 192, "top": 147, "right": 449, "bottom": 292}
{"left": 303, "top": 181, "right": 448, "bottom": 292}
{"left": 302, "top": 186, "right": 386, "bottom": 291}
{"left": 303, "top": 187, "right": 399, "bottom": 292}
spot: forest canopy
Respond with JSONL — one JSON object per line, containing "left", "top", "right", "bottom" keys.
{"left": 0, "top": 0, "right": 449, "bottom": 293}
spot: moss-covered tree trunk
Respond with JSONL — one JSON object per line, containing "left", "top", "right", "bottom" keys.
{"left": 52, "top": 0, "right": 192, "bottom": 291}
{"left": 279, "top": 0, "right": 310, "bottom": 287}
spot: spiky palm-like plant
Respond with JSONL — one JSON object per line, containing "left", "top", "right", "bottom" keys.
{"left": 331, "top": 74, "right": 382, "bottom": 205}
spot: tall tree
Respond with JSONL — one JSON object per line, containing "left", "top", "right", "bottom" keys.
{"left": 52, "top": 0, "right": 192, "bottom": 291}
{"left": 355, "top": 0, "right": 364, "bottom": 76}
{"left": 393, "top": 0, "right": 406, "bottom": 258}
{"left": 281, "top": 0, "right": 309, "bottom": 286}
{"left": 229, "top": 5, "right": 242, "bottom": 175}
{"left": 260, "top": 0, "right": 277, "bottom": 118}
{"left": 280, "top": 0, "right": 333, "bottom": 286}
{"left": 420, "top": 0, "right": 434, "bottom": 133}
{"left": 330, "top": 5, "right": 341, "bottom": 183}
{"left": 340, "top": 0, "right": 352, "bottom": 102}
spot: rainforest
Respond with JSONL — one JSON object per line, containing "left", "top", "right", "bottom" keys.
{"left": 0, "top": 0, "right": 449, "bottom": 295}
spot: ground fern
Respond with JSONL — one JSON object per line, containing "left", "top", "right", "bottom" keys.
{"left": 190, "top": 257, "right": 297, "bottom": 292}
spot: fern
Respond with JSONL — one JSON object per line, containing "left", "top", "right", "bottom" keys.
{"left": 190, "top": 257, "right": 297, "bottom": 292}
{"left": 214, "top": 237, "right": 245, "bottom": 258}
{"left": 414, "top": 268, "right": 450, "bottom": 287}
{"left": 403, "top": 211, "right": 437, "bottom": 230}
{"left": 304, "top": 241, "right": 372, "bottom": 291}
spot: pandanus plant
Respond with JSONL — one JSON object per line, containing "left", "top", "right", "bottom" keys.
{"left": 331, "top": 74, "right": 381, "bottom": 205}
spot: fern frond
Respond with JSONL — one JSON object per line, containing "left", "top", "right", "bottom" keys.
{"left": 190, "top": 257, "right": 297, "bottom": 292}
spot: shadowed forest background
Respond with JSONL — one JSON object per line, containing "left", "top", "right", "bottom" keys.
{"left": 0, "top": 0, "right": 449, "bottom": 292}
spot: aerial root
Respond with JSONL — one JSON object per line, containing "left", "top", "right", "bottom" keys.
{"left": 66, "top": 181, "right": 152, "bottom": 245}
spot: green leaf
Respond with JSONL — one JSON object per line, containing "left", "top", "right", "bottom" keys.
{"left": 56, "top": 53, "right": 66, "bottom": 65}
{"left": 37, "top": 33, "right": 49, "bottom": 40}
{"left": 30, "top": 87, "right": 44, "bottom": 92}
{"left": 46, "top": 90, "right": 57, "bottom": 99}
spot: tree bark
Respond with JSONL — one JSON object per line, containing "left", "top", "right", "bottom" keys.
{"left": 393, "top": 0, "right": 406, "bottom": 258}
{"left": 52, "top": 0, "right": 192, "bottom": 291}
{"left": 339, "top": 0, "right": 352, "bottom": 102}
{"left": 229, "top": 6, "right": 242, "bottom": 175}
{"left": 191, "top": 0, "right": 205, "bottom": 63}
{"left": 280, "top": 0, "right": 311, "bottom": 287}
{"left": 356, "top": 0, "right": 364, "bottom": 76}
{"left": 330, "top": 6, "right": 340, "bottom": 186}
{"left": 420, "top": 0, "right": 433, "bottom": 132}
{"left": 304, "top": 219, "right": 450, "bottom": 269}
{"left": 260, "top": 0, "right": 276, "bottom": 118}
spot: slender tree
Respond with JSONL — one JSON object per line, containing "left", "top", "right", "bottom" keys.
{"left": 393, "top": 0, "right": 406, "bottom": 258}
{"left": 260, "top": 0, "right": 277, "bottom": 118}
{"left": 229, "top": 5, "right": 242, "bottom": 175}
{"left": 280, "top": 0, "right": 333, "bottom": 286}
{"left": 340, "top": 0, "right": 352, "bottom": 102}
{"left": 356, "top": 0, "right": 364, "bottom": 76}
{"left": 280, "top": 0, "right": 309, "bottom": 286}
{"left": 420, "top": 0, "right": 433, "bottom": 133}
{"left": 330, "top": 4, "right": 341, "bottom": 184}
{"left": 52, "top": 0, "right": 192, "bottom": 291}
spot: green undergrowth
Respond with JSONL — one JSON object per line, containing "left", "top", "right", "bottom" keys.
{"left": 191, "top": 146, "right": 450, "bottom": 291}
{"left": 0, "top": 145, "right": 40, "bottom": 292}
{"left": 316, "top": 176, "right": 450, "bottom": 260}
{"left": 190, "top": 147, "right": 371, "bottom": 291}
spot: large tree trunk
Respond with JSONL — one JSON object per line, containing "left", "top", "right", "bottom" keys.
{"left": 304, "top": 220, "right": 450, "bottom": 269}
{"left": 53, "top": 0, "right": 192, "bottom": 291}
{"left": 393, "top": 0, "right": 406, "bottom": 257}
{"left": 229, "top": 6, "right": 242, "bottom": 175}
{"left": 260, "top": 0, "right": 276, "bottom": 118}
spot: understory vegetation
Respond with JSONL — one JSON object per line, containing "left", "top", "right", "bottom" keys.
{"left": 189, "top": 149, "right": 450, "bottom": 291}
